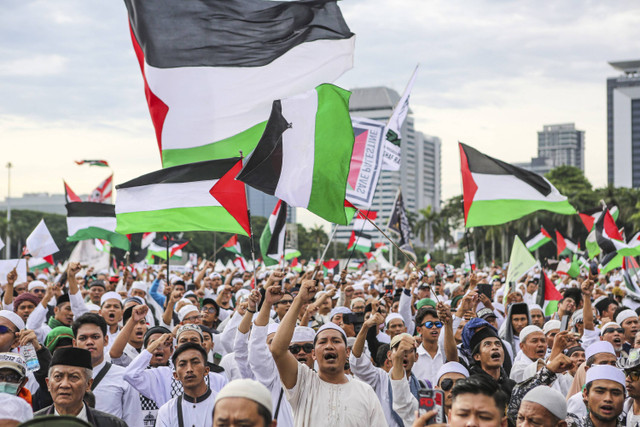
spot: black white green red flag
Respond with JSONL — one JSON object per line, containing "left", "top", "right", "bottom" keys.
{"left": 124, "top": 0, "right": 354, "bottom": 168}
{"left": 459, "top": 143, "right": 576, "bottom": 227}
{"left": 115, "top": 158, "right": 250, "bottom": 236}
{"left": 555, "top": 231, "right": 578, "bottom": 257}
{"left": 525, "top": 227, "right": 552, "bottom": 252}
{"left": 88, "top": 175, "right": 113, "bottom": 203}
{"left": 64, "top": 181, "right": 82, "bottom": 203}
{"left": 536, "top": 271, "right": 563, "bottom": 316}
{"left": 223, "top": 235, "right": 242, "bottom": 256}
{"left": 75, "top": 160, "right": 109, "bottom": 167}
{"left": 260, "top": 200, "right": 287, "bottom": 266}
{"left": 347, "top": 231, "right": 372, "bottom": 253}
{"left": 66, "top": 203, "right": 130, "bottom": 251}
{"left": 236, "top": 84, "right": 356, "bottom": 225}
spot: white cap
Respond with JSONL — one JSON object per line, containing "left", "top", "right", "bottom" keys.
{"left": 434, "top": 362, "right": 469, "bottom": 386}
{"left": 36, "top": 273, "right": 48, "bottom": 281}
{"left": 385, "top": 313, "right": 405, "bottom": 328}
{"left": 543, "top": 320, "right": 561, "bottom": 335}
{"left": 529, "top": 303, "right": 543, "bottom": 314}
{"left": 178, "top": 304, "right": 200, "bottom": 321}
{"left": 329, "top": 306, "right": 351, "bottom": 320}
{"left": 0, "top": 394, "right": 33, "bottom": 422}
{"left": 316, "top": 322, "right": 346, "bottom": 341}
{"left": 585, "top": 364, "right": 625, "bottom": 388}
{"left": 0, "top": 310, "right": 24, "bottom": 330}
{"left": 131, "top": 281, "right": 147, "bottom": 293}
{"left": 616, "top": 309, "right": 638, "bottom": 325}
{"left": 232, "top": 278, "right": 243, "bottom": 286}
{"left": 100, "top": 291, "right": 122, "bottom": 306}
{"left": 519, "top": 325, "right": 543, "bottom": 342}
{"left": 600, "top": 322, "right": 621, "bottom": 336}
{"left": 28, "top": 280, "right": 46, "bottom": 291}
{"left": 86, "top": 303, "right": 100, "bottom": 312}
{"left": 214, "top": 379, "right": 273, "bottom": 415}
{"left": 292, "top": 326, "right": 316, "bottom": 344}
{"left": 522, "top": 386, "right": 567, "bottom": 419}
{"left": 585, "top": 340, "right": 616, "bottom": 360}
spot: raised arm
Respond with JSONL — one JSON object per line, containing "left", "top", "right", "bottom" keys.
{"left": 162, "top": 289, "right": 180, "bottom": 327}
{"left": 437, "top": 302, "right": 459, "bottom": 362}
{"left": 581, "top": 279, "right": 594, "bottom": 332}
{"left": 3, "top": 268, "right": 17, "bottom": 307}
{"left": 110, "top": 305, "right": 148, "bottom": 360}
{"left": 353, "top": 312, "right": 384, "bottom": 358}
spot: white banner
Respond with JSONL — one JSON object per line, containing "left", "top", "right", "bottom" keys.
{"left": 345, "top": 117, "right": 386, "bottom": 208}
{"left": 0, "top": 260, "right": 28, "bottom": 285}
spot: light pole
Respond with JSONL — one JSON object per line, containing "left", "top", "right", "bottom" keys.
{"left": 6, "top": 162, "right": 11, "bottom": 259}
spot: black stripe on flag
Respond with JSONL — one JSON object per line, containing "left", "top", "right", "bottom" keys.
{"left": 66, "top": 202, "right": 115, "bottom": 218}
{"left": 124, "top": 0, "right": 353, "bottom": 68}
{"left": 267, "top": 201, "right": 288, "bottom": 256}
{"left": 117, "top": 158, "right": 240, "bottom": 190}
{"left": 460, "top": 143, "right": 552, "bottom": 196}
{"left": 236, "top": 101, "right": 289, "bottom": 195}
{"left": 354, "top": 231, "right": 372, "bottom": 240}
{"left": 595, "top": 209, "right": 618, "bottom": 255}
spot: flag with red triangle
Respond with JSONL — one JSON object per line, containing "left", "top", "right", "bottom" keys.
{"left": 64, "top": 181, "right": 82, "bottom": 203}
{"left": 536, "top": 270, "right": 563, "bottom": 316}
{"left": 223, "top": 235, "right": 242, "bottom": 256}
{"left": 88, "top": 174, "right": 113, "bottom": 203}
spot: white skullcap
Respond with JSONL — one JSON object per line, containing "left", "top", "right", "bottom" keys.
{"left": 231, "top": 278, "right": 243, "bottom": 286}
{"left": 28, "top": 280, "right": 46, "bottom": 291}
{"left": 316, "top": 322, "right": 347, "bottom": 341}
{"left": 352, "top": 284, "right": 364, "bottom": 292}
{"left": 209, "top": 272, "right": 221, "bottom": 279}
{"left": 0, "top": 310, "right": 24, "bottom": 330}
{"left": 585, "top": 365, "right": 626, "bottom": 388}
{"left": 385, "top": 313, "right": 405, "bottom": 328}
{"left": 36, "top": 273, "right": 48, "bottom": 281}
{"left": 292, "top": 326, "right": 316, "bottom": 344}
{"left": 600, "top": 322, "right": 621, "bottom": 336}
{"left": 267, "top": 323, "right": 279, "bottom": 336}
{"left": 131, "top": 281, "right": 147, "bottom": 292}
{"left": 329, "top": 306, "right": 352, "bottom": 320}
{"left": 616, "top": 309, "right": 638, "bottom": 325}
{"left": 543, "top": 320, "right": 561, "bottom": 335}
{"left": 0, "top": 394, "right": 33, "bottom": 422}
{"left": 100, "top": 291, "right": 122, "bottom": 306}
{"left": 215, "top": 379, "right": 273, "bottom": 415}
{"left": 585, "top": 340, "right": 616, "bottom": 360}
{"left": 519, "top": 325, "right": 543, "bottom": 342}
{"left": 178, "top": 304, "right": 199, "bottom": 321}
{"left": 434, "top": 362, "right": 469, "bottom": 386}
{"left": 529, "top": 303, "right": 543, "bottom": 314}
{"left": 350, "top": 298, "right": 365, "bottom": 309}
{"left": 86, "top": 303, "right": 100, "bottom": 312}
{"left": 522, "top": 386, "right": 567, "bottom": 419}
{"left": 176, "top": 324, "right": 203, "bottom": 341}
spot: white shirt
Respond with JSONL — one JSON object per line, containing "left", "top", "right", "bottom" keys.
{"left": 412, "top": 343, "right": 445, "bottom": 385}
{"left": 54, "top": 403, "right": 89, "bottom": 422}
{"left": 92, "top": 359, "right": 144, "bottom": 426}
{"left": 285, "top": 362, "right": 386, "bottom": 427}
{"left": 567, "top": 392, "right": 587, "bottom": 418}
{"left": 156, "top": 388, "right": 216, "bottom": 427}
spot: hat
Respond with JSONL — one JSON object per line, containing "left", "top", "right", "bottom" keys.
{"left": 329, "top": 306, "right": 352, "bottom": 321}
{"left": 292, "top": 326, "right": 316, "bottom": 344}
{"left": 477, "top": 308, "right": 496, "bottom": 320}
{"left": 510, "top": 302, "right": 529, "bottom": 316}
{"left": 123, "top": 296, "right": 145, "bottom": 307}
{"left": 0, "top": 310, "right": 24, "bottom": 330}
{"left": 390, "top": 332, "right": 414, "bottom": 349}
{"left": 316, "top": 322, "right": 347, "bottom": 342}
{"left": 469, "top": 325, "right": 500, "bottom": 354}
{"left": 522, "top": 386, "right": 567, "bottom": 419}
{"left": 176, "top": 323, "right": 203, "bottom": 341}
{"left": 131, "top": 281, "right": 148, "bottom": 293}
{"left": 600, "top": 322, "right": 622, "bottom": 336}
{"left": 519, "top": 325, "right": 543, "bottom": 342}
{"left": 14, "top": 292, "right": 39, "bottom": 310}
{"left": 564, "top": 346, "right": 584, "bottom": 357}
{"left": 0, "top": 352, "right": 27, "bottom": 377}
{"left": 616, "top": 309, "right": 638, "bottom": 325}
{"left": 45, "top": 326, "right": 75, "bottom": 352}
{"left": 214, "top": 379, "right": 273, "bottom": 416}
{"left": 585, "top": 365, "right": 625, "bottom": 388}
{"left": 585, "top": 341, "right": 616, "bottom": 360}
{"left": 528, "top": 304, "right": 543, "bottom": 314}
{"left": 86, "top": 303, "right": 100, "bottom": 312}
{"left": 55, "top": 293, "right": 70, "bottom": 307}
{"left": 416, "top": 298, "right": 436, "bottom": 310}
{"left": 434, "top": 362, "right": 469, "bottom": 386}
{"left": 0, "top": 394, "right": 33, "bottom": 423}
{"left": 27, "top": 280, "right": 46, "bottom": 291}
{"left": 178, "top": 304, "right": 200, "bottom": 322}
{"left": 88, "top": 280, "right": 106, "bottom": 289}
{"left": 100, "top": 291, "right": 122, "bottom": 306}
{"left": 50, "top": 347, "right": 92, "bottom": 370}
{"left": 543, "top": 320, "right": 561, "bottom": 335}
{"left": 143, "top": 326, "right": 171, "bottom": 348}
{"left": 385, "top": 313, "right": 405, "bottom": 328}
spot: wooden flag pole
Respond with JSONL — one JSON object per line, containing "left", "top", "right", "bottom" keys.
{"left": 240, "top": 151, "right": 257, "bottom": 287}
{"left": 165, "top": 233, "right": 170, "bottom": 275}
{"left": 311, "top": 225, "right": 338, "bottom": 280}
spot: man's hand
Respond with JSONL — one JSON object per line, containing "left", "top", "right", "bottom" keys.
{"left": 551, "top": 330, "right": 572, "bottom": 353}
{"left": 364, "top": 312, "right": 385, "bottom": 329}
{"left": 297, "top": 279, "right": 318, "bottom": 303}
{"left": 478, "top": 293, "right": 494, "bottom": 310}
{"left": 169, "top": 290, "right": 182, "bottom": 304}
{"left": 266, "top": 270, "right": 285, "bottom": 288}
{"left": 236, "top": 301, "right": 248, "bottom": 316}
{"left": 67, "top": 262, "right": 82, "bottom": 278}
{"left": 581, "top": 280, "right": 594, "bottom": 298}
{"left": 248, "top": 289, "right": 261, "bottom": 311}
{"left": 146, "top": 333, "right": 173, "bottom": 353}
{"left": 547, "top": 353, "right": 574, "bottom": 374}
{"left": 436, "top": 302, "right": 452, "bottom": 326}
{"left": 468, "top": 273, "right": 478, "bottom": 288}
{"left": 264, "top": 286, "right": 284, "bottom": 306}
{"left": 17, "top": 329, "right": 41, "bottom": 351}
{"left": 406, "top": 272, "right": 419, "bottom": 289}
{"left": 131, "top": 305, "right": 149, "bottom": 323}
{"left": 412, "top": 410, "right": 446, "bottom": 427}
{"left": 6, "top": 268, "right": 17, "bottom": 286}
{"left": 392, "top": 335, "right": 415, "bottom": 364}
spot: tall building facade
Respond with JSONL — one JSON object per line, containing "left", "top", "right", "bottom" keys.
{"left": 514, "top": 123, "right": 584, "bottom": 176}
{"left": 607, "top": 60, "right": 640, "bottom": 188}
{"left": 335, "top": 87, "right": 441, "bottom": 248}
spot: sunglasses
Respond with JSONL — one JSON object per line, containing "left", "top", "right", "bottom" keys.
{"left": 0, "top": 372, "right": 22, "bottom": 383}
{"left": 31, "top": 289, "right": 46, "bottom": 294}
{"left": 627, "top": 370, "right": 640, "bottom": 382}
{"left": 439, "top": 378, "right": 456, "bottom": 391}
{"left": 201, "top": 307, "right": 217, "bottom": 314}
{"left": 276, "top": 300, "right": 293, "bottom": 306}
{"left": 423, "top": 321, "right": 443, "bottom": 329}
{"left": 0, "top": 325, "right": 16, "bottom": 335}
{"left": 289, "top": 343, "right": 314, "bottom": 354}
{"left": 603, "top": 327, "right": 625, "bottom": 335}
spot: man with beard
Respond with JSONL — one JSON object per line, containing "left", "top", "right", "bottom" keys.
{"left": 566, "top": 365, "right": 626, "bottom": 427}
{"left": 601, "top": 322, "right": 625, "bottom": 356}
{"left": 616, "top": 310, "right": 639, "bottom": 355}
{"left": 72, "top": 313, "right": 143, "bottom": 426}
{"left": 510, "top": 325, "right": 548, "bottom": 383}
{"left": 529, "top": 304, "right": 546, "bottom": 329}
{"left": 270, "top": 279, "right": 386, "bottom": 426}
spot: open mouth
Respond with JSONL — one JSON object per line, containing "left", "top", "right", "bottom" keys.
{"left": 135, "top": 331, "right": 144, "bottom": 338}
{"left": 324, "top": 353, "right": 337, "bottom": 361}
{"left": 490, "top": 352, "right": 501, "bottom": 361}
{"left": 296, "top": 356, "right": 307, "bottom": 363}
{"left": 613, "top": 337, "right": 622, "bottom": 346}
{"left": 600, "top": 405, "right": 614, "bottom": 414}
{"left": 153, "top": 351, "right": 164, "bottom": 360}
{"left": 108, "top": 313, "right": 115, "bottom": 321}
{"left": 184, "top": 374, "right": 196, "bottom": 381}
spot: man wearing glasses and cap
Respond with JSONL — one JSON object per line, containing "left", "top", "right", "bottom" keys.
{"left": 616, "top": 348, "right": 640, "bottom": 426}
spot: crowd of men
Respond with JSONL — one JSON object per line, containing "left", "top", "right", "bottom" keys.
{"left": 1, "top": 257, "right": 640, "bottom": 427}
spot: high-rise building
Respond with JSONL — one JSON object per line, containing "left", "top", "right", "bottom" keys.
{"left": 514, "top": 123, "right": 584, "bottom": 176}
{"left": 607, "top": 60, "right": 640, "bottom": 188}
{"left": 334, "top": 86, "right": 441, "bottom": 248}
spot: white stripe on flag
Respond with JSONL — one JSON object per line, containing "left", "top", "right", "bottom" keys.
{"left": 116, "top": 180, "right": 221, "bottom": 214}
{"left": 274, "top": 89, "right": 317, "bottom": 209}
{"left": 145, "top": 38, "right": 355, "bottom": 151}
{"left": 472, "top": 173, "right": 567, "bottom": 202}
{"left": 67, "top": 216, "right": 117, "bottom": 236}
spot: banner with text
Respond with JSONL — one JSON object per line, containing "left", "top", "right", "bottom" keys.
{"left": 346, "top": 117, "right": 386, "bottom": 208}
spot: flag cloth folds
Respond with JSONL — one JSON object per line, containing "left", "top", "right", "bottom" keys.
{"left": 537, "top": 271, "right": 563, "bottom": 316}
{"left": 525, "top": 227, "right": 552, "bottom": 252}
{"left": 353, "top": 210, "right": 377, "bottom": 231}
{"left": 557, "top": 256, "right": 580, "bottom": 278}
{"left": 595, "top": 208, "right": 629, "bottom": 256}
{"left": 459, "top": 143, "right": 576, "bottom": 227}
{"left": 141, "top": 232, "right": 155, "bottom": 249}
{"left": 223, "top": 235, "right": 242, "bottom": 256}
{"left": 284, "top": 249, "right": 301, "bottom": 261}
{"left": 504, "top": 236, "right": 537, "bottom": 302}
{"left": 26, "top": 219, "right": 59, "bottom": 258}
{"left": 75, "top": 160, "right": 109, "bottom": 167}
{"left": 579, "top": 206, "right": 619, "bottom": 231}
{"left": 124, "top": 0, "right": 354, "bottom": 168}
{"left": 115, "top": 158, "right": 250, "bottom": 236}
{"left": 322, "top": 260, "right": 340, "bottom": 276}
{"left": 555, "top": 231, "right": 578, "bottom": 257}
{"left": 586, "top": 229, "right": 601, "bottom": 259}
{"left": 623, "top": 256, "right": 640, "bottom": 292}
{"left": 66, "top": 202, "right": 131, "bottom": 251}
{"left": 387, "top": 190, "right": 417, "bottom": 261}
{"left": 88, "top": 175, "right": 113, "bottom": 203}
{"left": 347, "top": 231, "right": 372, "bottom": 253}
{"left": 64, "top": 181, "right": 82, "bottom": 203}
{"left": 237, "top": 84, "right": 355, "bottom": 225}
{"left": 146, "top": 238, "right": 189, "bottom": 260}
{"left": 260, "top": 200, "right": 287, "bottom": 266}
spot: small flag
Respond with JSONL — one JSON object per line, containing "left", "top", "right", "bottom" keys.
{"left": 147, "top": 239, "right": 189, "bottom": 259}
{"left": 75, "top": 160, "right": 109, "bottom": 167}
{"left": 290, "top": 258, "right": 302, "bottom": 272}
{"left": 88, "top": 174, "right": 113, "bottom": 203}
{"left": 64, "top": 181, "right": 82, "bottom": 203}
{"left": 623, "top": 256, "right": 640, "bottom": 292}
{"left": 537, "top": 270, "right": 563, "bottom": 316}
{"left": 555, "top": 231, "right": 578, "bottom": 257}
{"left": 95, "top": 239, "right": 111, "bottom": 254}
{"left": 504, "top": 236, "right": 537, "bottom": 303}
{"left": 223, "top": 235, "right": 242, "bottom": 256}
{"left": 284, "top": 249, "right": 302, "bottom": 261}
{"left": 26, "top": 220, "right": 59, "bottom": 258}
{"left": 352, "top": 210, "right": 377, "bottom": 231}
{"left": 260, "top": 200, "right": 287, "bottom": 266}
{"left": 424, "top": 253, "right": 431, "bottom": 263}
{"left": 233, "top": 256, "right": 248, "bottom": 272}
{"left": 595, "top": 208, "right": 628, "bottom": 257}
{"left": 141, "top": 232, "right": 156, "bottom": 249}
{"left": 347, "top": 231, "right": 372, "bottom": 253}
{"left": 66, "top": 202, "right": 130, "bottom": 250}
{"left": 579, "top": 206, "right": 619, "bottom": 231}
{"left": 387, "top": 190, "right": 416, "bottom": 261}
{"left": 322, "top": 259, "right": 340, "bottom": 276}
{"left": 557, "top": 256, "right": 580, "bottom": 278}
{"left": 459, "top": 143, "right": 576, "bottom": 227}
{"left": 586, "top": 229, "right": 601, "bottom": 259}
{"left": 525, "top": 227, "right": 552, "bottom": 252}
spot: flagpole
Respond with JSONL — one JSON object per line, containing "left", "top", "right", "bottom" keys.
{"left": 312, "top": 225, "right": 338, "bottom": 280}
{"left": 346, "top": 210, "right": 369, "bottom": 267}
{"left": 165, "top": 233, "right": 170, "bottom": 275}
{"left": 240, "top": 151, "right": 257, "bottom": 286}
{"left": 281, "top": 224, "right": 287, "bottom": 270}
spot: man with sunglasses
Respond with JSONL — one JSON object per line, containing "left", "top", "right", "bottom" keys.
{"left": 601, "top": 322, "right": 625, "bottom": 356}
{"left": 616, "top": 309, "right": 639, "bottom": 356}
{"left": 434, "top": 362, "right": 469, "bottom": 421}
{"left": 273, "top": 292, "right": 294, "bottom": 323}
{"left": 412, "top": 306, "right": 446, "bottom": 386}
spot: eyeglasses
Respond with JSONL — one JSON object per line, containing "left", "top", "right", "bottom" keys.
{"left": 31, "top": 289, "right": 46, "bottom": 294}
{"left": 183, "top": 315, "right": 203, "bottom": 323}
{"left": 439, "top": 378, "right": 457, "bottom": 391}
{"left": 627, "top": 370, "right": 640, "bottom": 382}
{"left": 423, "top": 321, "right": 443, "bottom": 329}
{"left": 201, "top": 307, "right": 217, "bottom": 314}
{"left": 289, "top": 343, "right": 314, "bottom": 354}
{"left": 0, "top": 325, "right": 16, "bottom": 335}
{"left": 276, "top": 300, "right": 293, "bottom": 306}
{"left": 603, "top": 327, "right": 625, "bottom": 335}
{"left": 0, "top": 372, "right": 22, "bottom": 383}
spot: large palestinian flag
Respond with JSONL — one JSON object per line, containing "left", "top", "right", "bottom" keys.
{"left": 260, "top": 200, "right": 287, "bottom": 266}
{"left": 66, "top": 202, "right": 130, "bottom": 250}
{"left": 115, "top": 158, "right": 250, "bottom": 235}
{"left": 237, "top": 84, "right": 356, "bottom": 225}
{"left": 459, "top": 143, "right": 576, "bottom": 227}
{"left": 124, "top": 0, "right": 354, "bottom": 168}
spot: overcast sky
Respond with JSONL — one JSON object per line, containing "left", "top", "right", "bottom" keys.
{"left": 1, "top": 1, "right": 639, "bottom": 228}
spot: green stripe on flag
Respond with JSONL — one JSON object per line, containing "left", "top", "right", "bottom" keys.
{"left": 68, "top": 227, "right": 130, "bottom": 250}
{"left": 466, "top": 199, "right": 576, "bottom": 228}
{"left": 544, "top": 300, "right": 558, "bottom": 317}
{"left": 162, "top": 122, "right": 266, "bottom": 168}
{"left": 116, "top": 206, "right": 248, "bottom": 236}
{"left": 306, "top": 84, "right": 354, "bottom": 225}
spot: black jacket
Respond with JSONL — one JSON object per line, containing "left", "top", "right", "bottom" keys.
{"left": 35, "top": 404, "right": 128, "bottom": 427}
